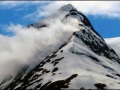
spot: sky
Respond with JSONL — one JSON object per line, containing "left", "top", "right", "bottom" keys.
{"left": 0, "top": 1, "right": 120, "bottom": 38}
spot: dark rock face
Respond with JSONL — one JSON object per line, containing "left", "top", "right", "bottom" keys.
{"left": 94, "top": 83, "right": 107, "bottom": 90}
{"left": 40, "top": 74, "right": 78, "bottom": 90}
{"left": 65, "top": 9, "right": 103, "bottom": 41}
{"left": 73, "top": 30, "right": 120, "bottom": 63}
{"left": 27, "top": 24, "right": 47, "bottom": 29}
{"left": 64, "top": 6, "right": 120, "bottom": 63}
{"left": 51, "top": 57, "right": 64, "bottom": 66}
{"left": 27, "top": 24, "right": 34, "bottom": 28}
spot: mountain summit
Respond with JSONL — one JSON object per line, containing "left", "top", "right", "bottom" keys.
{"left": 1, "top": 4, "right": 120, "bottom": 90}
{"left": 60, "top": 4, "right": 77, "bottom": 12}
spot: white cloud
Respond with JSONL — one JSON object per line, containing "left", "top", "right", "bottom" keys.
{"left": 105, "top": 37, "right": 120, "bottom": 56}
{"left": 50, "top": 1, "right": 120, "bottom": 18}
{"left": 22, "top": 1, "right": 120, "bottom": 20}
{"left": 0, "top": 13, "right": 80, "bottom": 83}
{"left": 0, "top": 1, "right": 48, "bottom": 9}
{"left": 1, "top": 1, "right": 120, "bottom": 20}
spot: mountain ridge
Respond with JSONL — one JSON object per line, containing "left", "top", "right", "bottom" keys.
{"left": 1, "top": 4, "right": 120, "bottom": 89}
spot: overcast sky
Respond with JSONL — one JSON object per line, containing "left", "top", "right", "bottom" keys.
{"left": 0, "top": 1, "right": 120, "bottom": 38}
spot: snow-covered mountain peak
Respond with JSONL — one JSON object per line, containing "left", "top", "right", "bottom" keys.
{"left": 60, "top": 4, "right": 77, "bottom": 12}
{"left": 1, "top": 4, "right": 120, "bottom": 90}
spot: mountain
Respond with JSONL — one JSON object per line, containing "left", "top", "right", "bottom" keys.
{"left": 1, "top": 4, "right": 120, "bottom": 89}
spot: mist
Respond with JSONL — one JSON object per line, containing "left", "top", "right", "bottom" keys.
{"left": 0, "top": 15, "right": 80, "bottom": 83}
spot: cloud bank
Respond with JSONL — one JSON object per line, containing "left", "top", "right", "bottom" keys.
{"left": 1, "top": 1, "right": 120, "bottom": 24}
{"left": 0, "top": 1, "right": 48, "bottom": 9}
{"left": 0, "top": 13, "right": 80, "bottom": 83}
{"left": 1, "top": 1, "right": 120, "bottom": 19}
{"left": 3, "top": 1, "right": 119, "bottom": 19}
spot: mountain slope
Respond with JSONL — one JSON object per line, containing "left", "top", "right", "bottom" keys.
{"left": 1, "top": 4, "right": 120, "bottom": 90}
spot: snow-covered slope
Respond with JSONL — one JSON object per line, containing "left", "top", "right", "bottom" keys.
{"left": 105, "top": 37, "right": 120, "bottom": 57}
{"left": 1, "top": 4, "right": 120, "bottom": 90}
